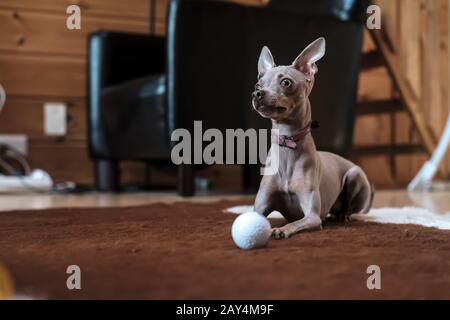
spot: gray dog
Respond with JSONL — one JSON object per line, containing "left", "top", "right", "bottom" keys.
{"left": 252, "top": 37, "right": 373, "bottom": 239}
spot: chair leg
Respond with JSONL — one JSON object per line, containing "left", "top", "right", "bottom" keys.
{"left": 243, "top": 164, "right": 261, "bottom": 193}
{"left": 178, "top": 164, "right": 195, "bottom": 197}
{"left": 95, "top": 160, "right": 119, "bottom": 192}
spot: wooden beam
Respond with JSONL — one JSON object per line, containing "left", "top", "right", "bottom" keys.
{"left": 351, "top": 144, "right": 425, "bottom": 157}
{"left": 360, "top": 50, "right": 384, "bottom": 71}
{"left": 356, "top": 99, "right": 403, "bottom": 116}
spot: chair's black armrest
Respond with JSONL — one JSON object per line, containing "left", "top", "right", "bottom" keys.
{"left": 88, "top": 31, "right": 165, "bottom": 90}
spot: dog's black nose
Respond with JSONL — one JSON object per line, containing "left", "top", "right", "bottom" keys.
{"left": 253, "top": 90, "right": 265, "bottom": 100}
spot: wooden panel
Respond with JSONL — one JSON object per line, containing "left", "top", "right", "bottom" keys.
{"left": 363, "top": 0, "right": 450, "bottom": 182}
{"left": 0, "top": 53, "right": 85, "bottom": 98}
{"left": 28, "top": 139, "right": 93, "bottom": 184}
{"left": 353, "top": 31, "right": 425, "bottom": 188}
{"left": 395, "top": 153, "right": 428, "bottom": 185}
{"left": 351, "top": 155, "right": 396, "bottom": 188}
{"left": 355, "top": 53, "right": 393, "bottom": 149}
{"left": 354, "top": 114, "right": 391, "bottom": 147}
{"left": 224, "top": 0, "right": 270, "bottom": 6}
{"left": 374, "top": 0, "right": 399, "bottom": 51}
{"left": 198, "top": 164, "right": 243, "bottom": 189}
{"left": 355, "top": 33, "right": 391, "bottom": 186}
{"left": 362, "top": 29, "right": 376, "bottom": 53}
{"left": 446, "top": 0, "right": 450, "bottom": 176}
{"left": 0, "top": 0, "right": 159, "bottom": 20}
{"left": 356, "top": 99, "right": 403, "bottom": 116}
{"left": 399, "top": 0, "right": 421, "bottom": 100}
{"left": 0, "top": 8, "right": 153, "bottom": 56}
{"left": 0, "top": 97, "right": 86, "bottom": 139}
{"left": 117, "top": 162, "right": 243, "bottom": 190}
{"left": 421, "top": 0, "right": 443, "bottom": 135}
{"left": 358, "top": 68, "right": 392, "bottom": 101}
{"left": 120, "top": 162, "right": 154, "bottom": 186}
{"left": 28, "top": 145, "right": 174, "bottom": 187}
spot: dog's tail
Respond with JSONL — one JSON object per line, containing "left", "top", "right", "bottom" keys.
{"left": 362, "top": 183, "right": 375, "bottom": 214}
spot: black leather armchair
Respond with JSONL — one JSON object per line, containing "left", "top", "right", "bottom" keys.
{"left": 87, "top": 0, "right": 367, "bottom": 196}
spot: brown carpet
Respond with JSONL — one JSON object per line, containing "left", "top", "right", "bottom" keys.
{"left": 0, "top": 200, "right": 449, "bottom": 300}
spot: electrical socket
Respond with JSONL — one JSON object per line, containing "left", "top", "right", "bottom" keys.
{"left": 44, "top": 102, "right": 67, "bottom": 136}
{"left": 0, "top": 134, "right": 28, "bottom": 155}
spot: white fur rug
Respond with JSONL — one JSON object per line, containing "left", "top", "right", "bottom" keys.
{"left": 224, "top": 205, "right": 450, "bottom": 230}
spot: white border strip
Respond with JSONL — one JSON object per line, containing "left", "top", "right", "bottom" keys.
{"left": 225, "top": 206, "right": 450, "bottom": 230}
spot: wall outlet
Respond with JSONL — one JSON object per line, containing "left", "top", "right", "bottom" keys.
{"left": 44, "top": 102, "right": 67, "bottom": 136}
{"left": 0, "top": 134, "right": 28, "bottom": 155}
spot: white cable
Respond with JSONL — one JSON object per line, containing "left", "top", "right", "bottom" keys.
{"left": 408, "top": 113, "right": 450, "bottom": 191}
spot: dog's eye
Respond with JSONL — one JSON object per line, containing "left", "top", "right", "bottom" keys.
{"left": 281, "top": 79, "right": 292, "bottom": 88}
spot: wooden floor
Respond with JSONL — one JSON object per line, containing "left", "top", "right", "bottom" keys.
{"left": 0, "top": 189, "right": 449, "bottom": 214}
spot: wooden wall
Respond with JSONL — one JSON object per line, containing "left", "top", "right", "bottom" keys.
{"left": 0, "top": 0, "right": 445, "bottom": 190}
{"left": 353, "top": 30, "right": 429, "bottom": 188}
{"left": 0, "top": 0, "right": 164, "bottom": 185}
{"left": 354, "top": 0, "right": 450, "bottom": 188}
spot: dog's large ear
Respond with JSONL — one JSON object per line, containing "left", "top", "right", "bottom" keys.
{"left": 258, "top": 46, "right": 275, "bottom": 78}
{"left": 292, "top": 37, "right": 326, "bottom": 76}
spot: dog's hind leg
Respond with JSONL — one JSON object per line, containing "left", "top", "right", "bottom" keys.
{"left": 341, "top": 166, "right": 373, "bottom": 215}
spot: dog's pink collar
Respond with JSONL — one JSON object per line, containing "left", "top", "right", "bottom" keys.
{"left": 272, "top": 121, "right": 320, "bottom": 149}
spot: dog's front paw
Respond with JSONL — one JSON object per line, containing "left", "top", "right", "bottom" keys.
{"left": 271, "top": 228, "right": 288, "bottom": 240}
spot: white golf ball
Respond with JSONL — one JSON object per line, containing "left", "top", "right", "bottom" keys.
{"left": 231, "top": 211, "right": 271, "bottom": 250}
